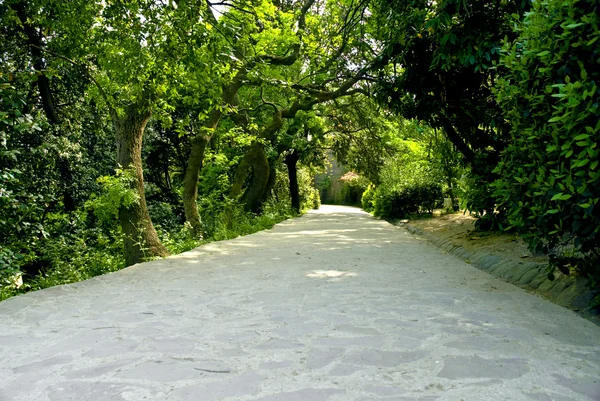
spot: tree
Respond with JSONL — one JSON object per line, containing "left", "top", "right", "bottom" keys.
{"left": 180, "top": 0, "right": 316, "bottom": 235}
{"left": 279, "top": 113, "right": 326, "bottom": 212}
{"left": 29, "top": 0, "right": 214, "bottom": 265}
{"left": 369, "top": 0, "right": 530, "bottom": 225}
{"left": 225, "top": 0, "right": 383, "bottom": 213}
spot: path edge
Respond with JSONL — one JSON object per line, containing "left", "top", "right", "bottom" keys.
{"left": 398, "top": 221, "right": 599, "bottom": 324}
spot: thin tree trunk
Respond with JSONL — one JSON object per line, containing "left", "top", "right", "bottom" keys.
{"left": 114, "top": 105, "right": 169, "bottom": 266}
{"left": 182, "top": 132, "right": 212, "bottom": 238}
{"left": 284, "top": 151, "right": 300, "bottom": 213}
{"left": 12, "top": 2, "right": 60, "bottom": 125}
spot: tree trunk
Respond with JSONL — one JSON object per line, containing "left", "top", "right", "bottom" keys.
{"left": 261, "top": 158, "right": 277, "bottom": 205}
{"left": 284, "top": 151, "right": 300, "bottom": 213}
{"left": 181, "top": 70, "right": 249, "bottom": 237}
{"left": 114, "top": 106, "right": 169, "bottom": 266}
{"left": 182, "top": 132, "right": 212, "bottom": 238}
{"left": 12, "top": 2, "right": 60, "bottom": 125}
{"left": 230, "top": 142, "right": 271, "bottom": 213}
{"left": 438, "top": 115, "right": 475, "bottom": 164}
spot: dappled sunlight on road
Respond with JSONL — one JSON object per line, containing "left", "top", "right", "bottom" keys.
{"left": 166, "top": 206, "right": 418, "bottom": 269}
{"left": 306, "top": 270, "right": 358, "bottom": 279}
{"left": 2, "top": 205, "right": 600, "bottom": 401}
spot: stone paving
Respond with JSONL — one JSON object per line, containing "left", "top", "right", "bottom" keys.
{"left": 0, "top": 205, "right": 599, "bottom": 401}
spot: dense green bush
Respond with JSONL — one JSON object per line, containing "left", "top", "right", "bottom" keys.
{"left": 365, "top": 139, "right": 443, "bottom": 219}
{"left": 459, "top": 155, "right": 509, "bottom": 231}
{"left": 372, "top": 183, "right": 443, "bottom": 219}
{"left": 494, "top": 0, "right": 600, "bottom": 281}
{"left": 361, "top": 184, "right": 376, "bottom": 212}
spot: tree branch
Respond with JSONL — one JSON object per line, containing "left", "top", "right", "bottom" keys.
{"left": 31, "top": 45, "right": 117, "bottom": 123}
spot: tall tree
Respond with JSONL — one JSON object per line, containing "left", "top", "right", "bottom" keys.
{"left": 226, "top": 0, "right": 381, "bottom": 212}
{"left": 181, "top": 0, "right": 317, "bottom": 235}
{"left": 370, "top": 0, "right": 530, "bottom": 164}
{"left": 31, "top": 0, "right": 213, "bottom": 265}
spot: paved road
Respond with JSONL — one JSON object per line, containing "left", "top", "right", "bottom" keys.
{"left": 1, "top": 206, "right": 599, "bottom": 401}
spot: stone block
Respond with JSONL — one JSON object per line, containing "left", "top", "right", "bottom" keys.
{"left": 527, "top": 272, "right": 550, "bottom": 290}
{"left": 570, "top": 290, "right": 599, "bottom": 311}
{"left": 518, "top": 265, "right": 543, "bottom": 286}
{"left": 553, "top": 278, "right": 589, "bottom": 307}
{"left": 537, "top": 277, "right": 559, "bottom": 293}
{"left": 479, "top": 255, "right": 503, "bottom": 270}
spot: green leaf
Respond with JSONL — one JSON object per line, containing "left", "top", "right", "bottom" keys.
{"left": 576, "top": 158, "right": 590, "bottom": 167}
{"left": 551, "top": 193, "right": 572, "bottom": 201}
{"left": 564, "top": 23, "right": 585, "bottom": 29}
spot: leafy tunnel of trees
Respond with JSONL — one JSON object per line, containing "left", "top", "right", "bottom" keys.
{"left": 1, "top": 0, "right": 598, "bottom": 299}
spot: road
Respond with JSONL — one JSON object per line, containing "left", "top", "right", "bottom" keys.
{"left": 1, "top": 205, "right": 599, "bottom": 401}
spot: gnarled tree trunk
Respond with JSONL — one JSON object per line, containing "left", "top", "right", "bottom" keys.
{"left": 230, "top": 142, "right": 271, "bottom": 213}
{"left": 113, "top": 105, "right": 169, "bottom": 266}
{"left": 284, "top": 151, "right": 300, "bottom": 213}
{"left": 230, "top": 109, "right": 283, "bottom": 213}
{"left": 181, "top": 71, "right": 250, "bottom": 237}
{"left": 261, "top": 158, "right": 278, "bottom": 205}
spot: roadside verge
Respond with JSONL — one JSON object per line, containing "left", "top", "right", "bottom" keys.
{"left": 396, "top": 219, "right": 599, "bottom": 324}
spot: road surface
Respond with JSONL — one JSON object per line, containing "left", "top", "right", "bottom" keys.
{"left": 1, "top": 206, "right": 599, "bottom": 401}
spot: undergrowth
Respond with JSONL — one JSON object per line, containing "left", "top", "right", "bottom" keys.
{"left": 0, "top": 199, "right": 296, "bottom": 302}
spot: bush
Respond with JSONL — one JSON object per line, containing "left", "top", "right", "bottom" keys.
{"left": 459, "top": 155, "right": 508, "bottom": 231}
{"left": 373, "top": 183, "right": 442, "bottom": 219}
{"left": 298, "top": 167, "right": 321, "bottom": 211}
{"left": 148, "top": 201, "right": 183, "bottom": 233}
{"left": 361, "top": 184, "right": 376, "bottom": 212}
{"left": 494, "top": 0, "right": 600, "bottom": 282}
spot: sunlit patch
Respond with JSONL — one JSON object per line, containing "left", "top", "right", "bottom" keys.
{"left": 306, "top": 270, "right": 358, "bottom": 279}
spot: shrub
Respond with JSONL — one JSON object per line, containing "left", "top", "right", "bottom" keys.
{"left": 495, "top": 0, "right": 600, "bottom": 282}
{"left": 361, "top": 184, "right": 376, "bottom": 212}
{"left": 85, "top": 168, "right": 139, "bottom": 225}
{"left": 298, "top": 167, "right": 321, "bottom": 211}
{"left": 373, "top": 183, "right": 442, "bottom": 219}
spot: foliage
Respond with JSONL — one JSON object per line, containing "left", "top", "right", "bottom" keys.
{"left": 493, "top": 0, "right": 600, "bottom": 281}
{"left": 298, "top": 166, "right": 321, "bottom": 211}
{"left": 361, "top": 137, "right": 444, "bottom": 219}
{"left": 372, "top": 183, "right": 443, "bottom": 219}
{"left": 85, "top": 168, "right": 140, "bottom": 224}
{"left": 361, "top": 184, "right": 376, "bottom": 213}
{"left": 369, "top": 0, "right": 531, "bottom": 228}
{"left": 371, "top": 0, "right": 529, "bottom": 161}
